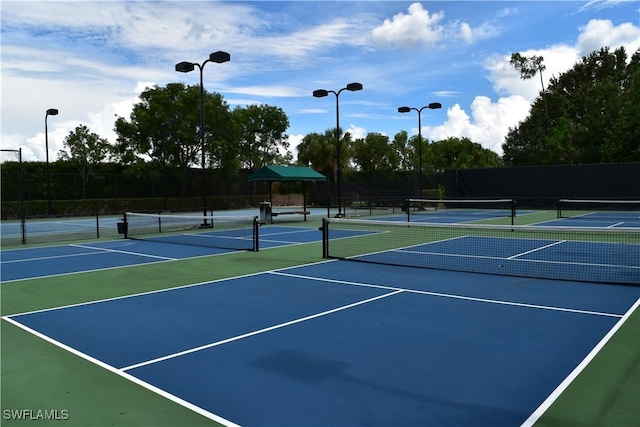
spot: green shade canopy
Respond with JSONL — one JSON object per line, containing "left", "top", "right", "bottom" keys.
{"left": 248, "top": 165, "right": 326, "bottom": 182}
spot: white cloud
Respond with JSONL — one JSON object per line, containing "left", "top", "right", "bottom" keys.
{"left": 371, "top": 3, "right": 445, "bottom": 49}
{"left": 224, "top": 85, "right": 304, "bottom": 98}
{"left": 424, "top": 96, "right": 531, "bottom": 156}
{"left": 254, "top": 19, "right": 369, "bottom": 61}
{"left": 1, "top": 1, "right": 262, "bottom": 60}
{"left": 287, "top": 134, "right": 304, "bottom": 159}
{"left": 484, "top": 44, "right": 579, "bottom": 101}
{"left": 578, "top": 0, "right": 634, "bottom": 12}
{"left": 1, "top": 82, "right": 149, "bottom": 162}
{"left": 484, "top": 18, "right": 639, "bottom": 106}
{"left": 577, "top": 19, "right": 640, "bottom": 57}
{"left": 345, "top": 124, "right": 368, "bottom": 141}
{"left": 432, "top": 91, "right": 460, "bottom": 97}
{"left": 496, "top": 7, "right": 518, "bottom": 18}
{"left": 226, "top": 98, "right": 264, "bottom": 107}
{"left": 297, "top": 109, "right": 327, "bottom": 114}
{"left": 370, "top": 2, "right": 496, "bottom": 49}
{"left": 460, "top": 22, "right": 474, "bottom": 44}
{"left": 451, "top": 16, "right": 640, "bottom": 155}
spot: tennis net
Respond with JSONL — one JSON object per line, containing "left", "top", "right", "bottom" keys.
{"left": 124, "top": 212, "right": 259, "bottom": 251}
{"left": 407, "top": 198, "right": 516, "bottom": 224}
{"left": 557, "top": 199, "right": 640, "bottom": 222}
{"left": 322, "top": 218, "right": 640, "bottom": 285}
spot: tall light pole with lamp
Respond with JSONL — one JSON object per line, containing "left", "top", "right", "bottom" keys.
{"left": 313, "top": 82, "right": 363, "bottom": 217}
{"left": 175, "top": 51, "right": 230, "bottom": 225}
{"left": 45, "top": 108, "right": 59, "bottom": 215}
{"left": 398, "top": 102, "right": 441, "bottom": 196}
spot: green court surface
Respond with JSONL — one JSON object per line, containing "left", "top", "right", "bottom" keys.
{"left": 1, "top": 215, "right": 639, "bottom": 426}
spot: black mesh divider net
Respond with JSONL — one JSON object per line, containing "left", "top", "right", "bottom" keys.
{"left": 407, "top": 198, "right": 516, "bottom": 223}
{"left": 557, "top": 199, "right": 640, "bottom": 221}
{"left": 322, "top": 218, "right": 640, "bottom": 285}
{"left": 124, "top": 212, "right": 259, "bottom": 251}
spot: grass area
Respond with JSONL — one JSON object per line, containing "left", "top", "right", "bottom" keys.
{"left": 534, "top": 303, "right": 640, "bottom": 426}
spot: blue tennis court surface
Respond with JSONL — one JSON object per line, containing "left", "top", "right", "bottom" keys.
{"left": 5, "top": 261, "right": 640, "bottom": 426}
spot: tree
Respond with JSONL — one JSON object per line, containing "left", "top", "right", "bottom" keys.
{"left": 390, "top": 130, "right": 414, "bottom": 172}
{"left": 603, "top": 48, "right": 640, "bottom": 162}
{"left": 510, "top": 52, "right": 548, "bottom": 117}
{"left": 232, "top": 104, "right": 291, "bottom": 170}
{"left": 297, "top": 132, "right": 333, "bottom": 177}
{"left": 58, "top": 125, "right": 112, "bottom": 198}
{"left": 430, "top": 137, "right": 502, "bottom": 169}
{"left": 114, "top": 83, "right": 234, "bottom": 196}
{"left": 296, "top": 127, "right": 352, "bottom": 184}
{"left": 352, "top": 133, "right": 398, "bottom": 180}
{"left": 503, "top": 46, "right": 639, "bottom": 166}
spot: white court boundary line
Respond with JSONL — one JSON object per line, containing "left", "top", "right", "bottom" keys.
{"left": 520, "top": 297, "right": 640, "bottom": 426}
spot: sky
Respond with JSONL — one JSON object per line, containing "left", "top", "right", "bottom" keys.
{"left": 1, "top": 1, "right": 639, "bottom": 163}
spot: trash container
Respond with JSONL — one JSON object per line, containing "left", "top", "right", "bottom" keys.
{"left": 259, "top": 201, "right": 272, "bottom": 224}
{"left": 117, "top": 220, "right": 127, "bottom": 235}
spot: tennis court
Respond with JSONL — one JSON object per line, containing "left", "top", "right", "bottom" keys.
{"left": 5, "top": 260, "right": 639, "bottom": 427}
{"left": 2, "top": 208, "right": 639, "bottom": 426}
{"left": 0, "top": 225, "right": 324, "bottom": 282}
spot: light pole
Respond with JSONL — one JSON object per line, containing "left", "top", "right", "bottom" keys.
{"left": 313, "top": 82, "right": 363, "bottom": 217}
{"left": 45, "top": 108, "right": 58, "bottom": 215}
{"left": 176, "top": 51, "right": 230, "bottom": 225}
{"left": 398, "top": 102, "right": 441, "bottom": 196}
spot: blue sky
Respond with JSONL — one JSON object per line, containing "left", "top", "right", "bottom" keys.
{"left": 1, "top": 1, "right": 639, "bottom": 162}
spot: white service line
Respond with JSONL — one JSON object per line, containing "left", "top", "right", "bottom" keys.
{"left": 508, "top": 240, "right": 566, "bottom": 259}
{"left": 260, "top": 228, "right": 318, "bottom": 237}
{"left": 1, "top": 251, "right": 112, "bottom": 264}
{"left": 71, "top": 244, "right": 176, "bottom": 260}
